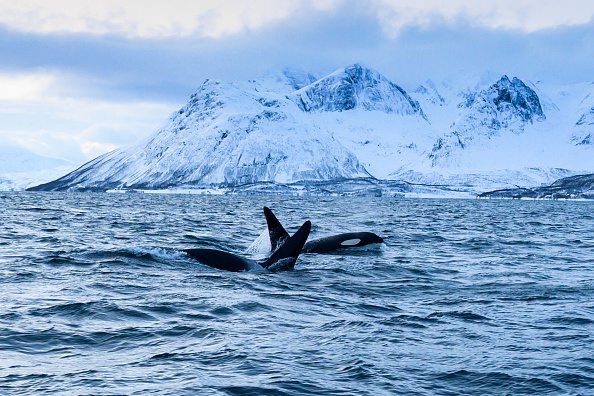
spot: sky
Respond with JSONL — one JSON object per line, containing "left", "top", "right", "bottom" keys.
{"left": 1, "top": 0, "right": 593, "bottom": 164}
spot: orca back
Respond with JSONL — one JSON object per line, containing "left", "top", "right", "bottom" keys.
{"left": 185, "top": 219, "right": 311, "bottom": 272}
{"left": 262, "top": 220, "right": 311, "bottom": 271}
{"left": 263, "top": 207, "right": 383, "bottom": 255}
{"left": 184, "top": 248, "right": 255, "bottom": 272}
{"left": 302, "top": 232, "right": 383, "bottom": 254}
{"left": 263, "top": 206, "right": 290, "bottom": 251}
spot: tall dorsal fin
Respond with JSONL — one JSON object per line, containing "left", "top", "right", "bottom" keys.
{"left": 261, "top": 220, "right": 311, "bottom": 271}
{"left": 263, "top": 206, "right": 290, "bottom": 251}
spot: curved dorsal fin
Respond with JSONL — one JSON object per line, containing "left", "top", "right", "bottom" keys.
{"left": 263, "top": 206, "right": 290, "bottom": 251}
{"left": 261, "top": 220, "right": 311, "bottom": 271}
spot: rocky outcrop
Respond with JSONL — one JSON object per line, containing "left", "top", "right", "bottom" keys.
{"left": 290, "top": 64, "right": 425, "bottom": 118}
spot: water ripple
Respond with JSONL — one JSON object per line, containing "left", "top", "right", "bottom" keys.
{"left": 0, "top": 193, "right": 593, "bottom": 395}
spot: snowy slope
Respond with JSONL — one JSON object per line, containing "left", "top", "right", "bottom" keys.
{"left": 30, "top": 64, "right": 594, "bottom": 193}
{"left": 403, "top": 76, "right": 594, "bottom": 189}
{"left": 564, "top": 82, "right": 594, "bottom": 146}
{"left": 429, "top": 76, "right": 546, "bottom": 166}
{"left": 33, "top": 67, "right": 386, "bottom": 191}
{"left": 0, "top": 146, "right": 74, "bottom": 191}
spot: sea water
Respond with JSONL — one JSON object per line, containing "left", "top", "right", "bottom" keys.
{"left": 0, "top": 193, "right": 593, "bottom": 395}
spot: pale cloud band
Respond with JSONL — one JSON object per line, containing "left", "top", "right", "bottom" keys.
{"left": 376, "top": 0, "right": 594, "bottom": 34}
{"left": 0, "top": 0, "right": 339, "bottom": 38}
{"left": 0, "top": 90, "right": 176, "bottom": 162}
{"left": 1, "top": 0, "right": 593, "bottom": 164}
{"left": 0, "top": 73, "right": 54, "bottom": 100}
{"left": 0, "top": 0, "right": 593, "bottom": 38}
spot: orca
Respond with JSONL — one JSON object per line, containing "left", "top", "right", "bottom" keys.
{"left": 264, "top": 207, "right": 383, "bottom": 254}
{"left": 184, "top": 220, "right": 311, "bottom": 272}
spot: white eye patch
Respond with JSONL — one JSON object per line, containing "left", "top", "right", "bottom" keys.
{"left": 340, "top": 239, "right": 361, "bottom": 246}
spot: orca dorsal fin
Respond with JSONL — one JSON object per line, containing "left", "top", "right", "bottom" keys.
{"left": 261, "top": 220, "right": 311, "bottom": 271}
{"left": 263, "top": 206, "right": 290, "bottom": 251}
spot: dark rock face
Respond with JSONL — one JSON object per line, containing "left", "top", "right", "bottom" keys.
{"left": 478, "top": 173, "right": 594, "bottom": 199}
{"left": 291, "top": 64, "right": 426, "bottom": 118}
{"left": 575, "top": 134, "right": 593, "bottom": 145}
{"left": 575, "top": 107, "right": 594, "bottom": 126}
{"left": 459, "top": 75, "right": 546, "bottom": 130}
{"left": 489, "top": 76, "right": 545, "bottom": 122}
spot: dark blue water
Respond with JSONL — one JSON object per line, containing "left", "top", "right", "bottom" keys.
{"left": 1, "top": 193, "right": 593, "bottom": 395}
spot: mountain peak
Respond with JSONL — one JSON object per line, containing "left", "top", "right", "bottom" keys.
{"left": 290, "top": 64, "right": 426, "bottom": 118}
{"left": 332, "top": 63, "right": 372, "bottom": 80}
{"left": 487, "top": 76, "right": 546, "bottom": 122}
{"left": 429, "top": 75, "right": 548, "bottom": 167}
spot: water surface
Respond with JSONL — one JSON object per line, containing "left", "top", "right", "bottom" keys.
{"left": 1, "top": 193, "right": 593, "bottom": 395}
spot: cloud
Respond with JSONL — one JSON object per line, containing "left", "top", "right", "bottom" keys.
{"left": 0, "top": 0, "right": 592, "bottom": 40}
{"left": 374, "top": 0, "right": 594, "bottom": 35}
{"left": 0, "top": 72, "right": 54, "bottom": 100}
{"left": 0, "top": 84, "right": 176, "bottom": 162}
{"left": 0, "top": 1, "right": 593, "bottom": 166}
{"left": 1, "top": 2, "right": 592, "bottom": 100}
{"left": 0, "top": 0, "right": 341, "bottom": 38}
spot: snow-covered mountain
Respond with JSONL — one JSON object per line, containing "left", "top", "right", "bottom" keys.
{"left": 30, "top": 64, "right": 594, "bottom": 194}
{"left": 405, "top": 76, "right": 594, "bottom": 190}
{"left": 290, "top": 65, "right": 425, "bottom": 117}
{"left": 0, "top": 146, "right": 74, "bottom": 191}
{"left": 428, "top": 76, "right": 546, "bottom": 166}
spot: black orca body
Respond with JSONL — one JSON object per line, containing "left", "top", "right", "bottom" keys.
{"left": 301, "top": 232, "right": 384, "bottom": 254}
{"left": 183, "top": 249, "right": 261, "bottom": 272}
{"left": 184, "top": 220, "right": 311, "bottom": 272}
{"left": 263, "top": 207, "right": 383, "bottom": 254}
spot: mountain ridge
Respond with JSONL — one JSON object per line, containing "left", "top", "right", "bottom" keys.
{"left": 28, "top": 64, "right": 593, "bottom": 195}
